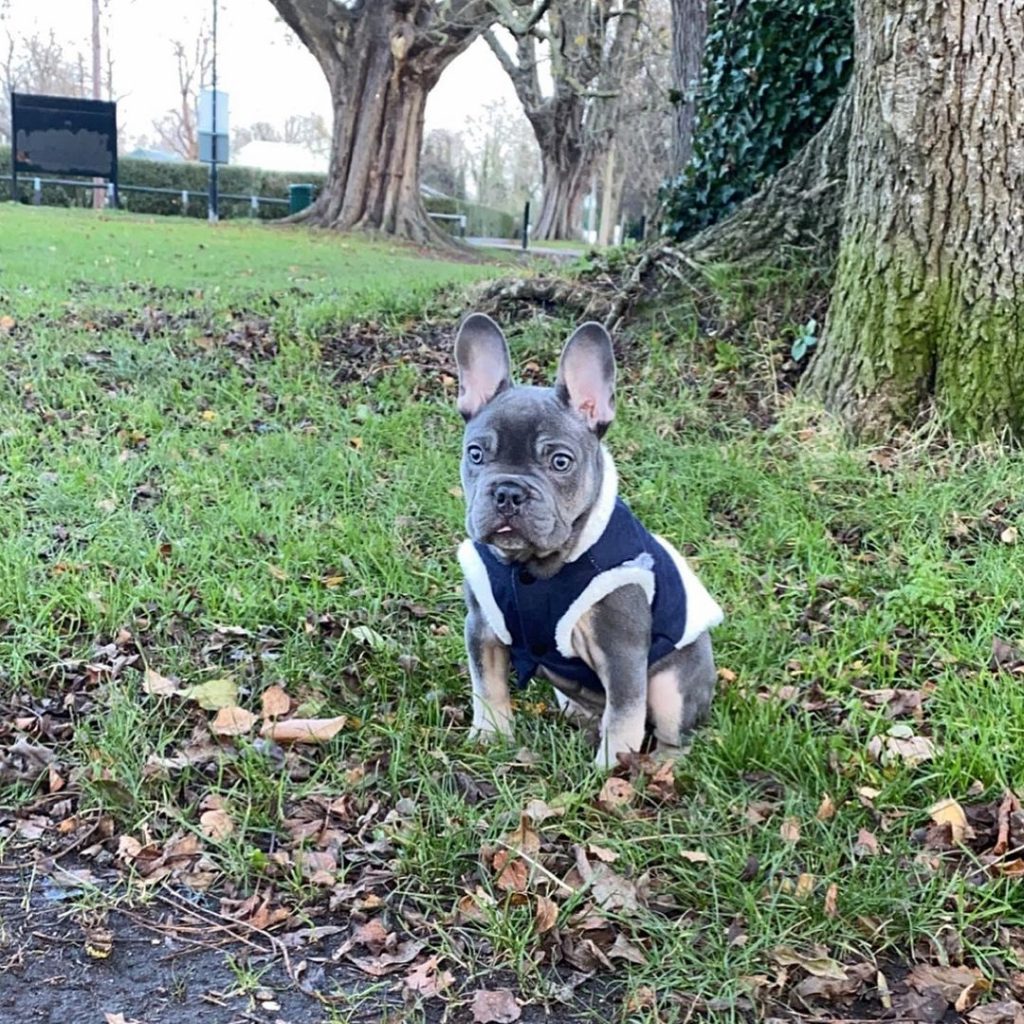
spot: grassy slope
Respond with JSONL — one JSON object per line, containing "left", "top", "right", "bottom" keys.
{"left": 3, "top": 206, "right": 1024, "bottom": 1018}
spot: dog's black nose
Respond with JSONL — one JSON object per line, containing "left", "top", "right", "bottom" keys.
{"left": 493, "top": 480, "right": 527, "bottom": 515}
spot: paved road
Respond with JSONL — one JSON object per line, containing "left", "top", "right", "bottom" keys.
{"left": 466, "top": 236, "right": 586, "bottom": 260}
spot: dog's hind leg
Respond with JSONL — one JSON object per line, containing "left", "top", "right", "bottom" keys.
{"left": 647, "top": 632, "right": 716, "bottom": 756}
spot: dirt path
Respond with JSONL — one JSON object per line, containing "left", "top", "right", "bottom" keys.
{"left": 0, "top": 872, "right": 606, "bottom": 1024}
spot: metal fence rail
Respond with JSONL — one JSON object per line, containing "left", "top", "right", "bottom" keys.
{"left": 3, "top": 176, "right": 471, "bottom": 235}
{"left": 2, "top": 175, "right": 291, "bottom": 215}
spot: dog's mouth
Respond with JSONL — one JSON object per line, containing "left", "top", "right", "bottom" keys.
{"left": 485, "top": 520, "right": 533, "bottom": 551}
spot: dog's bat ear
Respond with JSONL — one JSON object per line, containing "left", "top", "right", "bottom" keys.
{"left": 454, "top": 313, "right": 512, "bottom": 419}
{"left": 555, "top": 322, "right": 616, "bottom": 436}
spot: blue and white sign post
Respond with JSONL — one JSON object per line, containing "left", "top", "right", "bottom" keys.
{"left": 199, "top": 1, "right": 228, "bottom": 222}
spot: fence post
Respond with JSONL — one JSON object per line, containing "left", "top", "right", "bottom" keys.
{"left": 181, "top": 190, "right": 189, "bottom": 215}
{"left": 521, "top": 201, "right": 530, "bottom": 251}
{"left": 33, "top": 178, "right": 42, "bottom": 205}
{"left": 106, "top": 182, "right": 115, "bottom": 207}
{"left": 459, "top": 214, "right": 467, "bottom": 240}
{"left": 250, "top": 195, "right": 258, "bottom": 218}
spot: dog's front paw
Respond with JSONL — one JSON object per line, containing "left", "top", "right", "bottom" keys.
{"left": 468, "top": 722, "right": 513, "bottom": 745}
{"left": 594, "top": 719, "right": 645, "bottom": 771}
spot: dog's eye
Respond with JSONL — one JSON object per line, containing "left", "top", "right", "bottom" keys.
{"left": 466, "top": 444, "right": 484, "bottom": 464}
{"left": 550, "top": 452, "right": 574, "bottom": 472}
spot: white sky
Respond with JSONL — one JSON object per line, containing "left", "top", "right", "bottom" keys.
{"left": 3, "top": 0, "right": 519, "bottom": 147}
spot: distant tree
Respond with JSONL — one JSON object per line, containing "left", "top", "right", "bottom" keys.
{"left": 1, "top": 27, "right": 91, "bottom": 144}
{"left": 421, "top": 128, "right": 470, "bottom": 199}
{"left": 486, "top": 0, "right": 647, "bottom": 240}
{"left": 152, "top": 28, "right": 213, "bottom": 161}
{"left": 599, "top": 0, "right": 672, "bottom": 242}
{"left": 282, "top": 112, "right": 330, "bottom": 156}
{"left": 265, "top": 0, "right": 537, "bottom": 243}
{"left": 232, "top": 120, "right": 282, "bottom": 152}
{"left": 465, "top": 98, "right": 540, "bottom": 212}
{"left": 669, "top": 0, "right": 706, "bottom": 175}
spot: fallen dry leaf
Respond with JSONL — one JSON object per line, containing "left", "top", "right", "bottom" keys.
{"left": 199, "top": 808, "right": 235, "bottom": 840}
{"left": 907, "top": 963, "right": 984, "bottom": 1003}
{"left": 645, "top": 758, "right": 678, "bottom": 802}
{"left": 680, "top": 849, "right": 711, "bottom": 864}
{"left": 403, "top": 955, "right": 454, "bottom": 1000}
{"left": 780, "top": 817, "right": 801, "bottom": 843}
{"left": 181, "top": 677, "right": 237, "bottom": 710}
{"left": 772, "top": 946, "right": 847, "bottom": 980}
{"left": 929, "top": 797, "right": 972, "bottom": 844}
{"left": 868, "top": 725, "right": 938, "bottom": 766}
{"left": 606, "top": 932, "right": 646, "bottom": 965}
{"left": 816, "top": 793, "right": 836, "bottom": 821}
{"left": 471, "top": 988, "right": 522, "bottom": 1024}
{"left": 624, "top": 986, "right": 657, "bottom": 1013}
{"left": 597, "top": 776, "right": 636, "bottom": 812}
{"left": 793, "top": 961, "right": 873, "bottom": 1002}
{"left": 956, "top": 976, "right": 992, "bottom": 1013}
{"left": 260, "top": 685, "right": 291, "bottom": 719}
{"left": 857, "top": 785, "right": 881, "bottom": 805}
{"left": 968, "top": 1001, "right": 1024, "bottom": 1024}
{"left": 795, "top": 872, "right": 815, "bottom": 900}
{"left": 493, "top": 854, "right": 529, "bottom": 894}
{"left": 260, "top": 715, "right": 347, "bottom": 744}
{"left": 534, "top": 895, "right": 558, "bottom": 934}
{"left": 823, "top": 882, "right": 838, "bottom": 918}
{"left": 503, "top": 814, "right": 542, "bottom": 857}
{"left": 992, "top": 636, "right": 1024, "bottom": 671}
{"left": 854, "top": 828, "right": 880, "bottom": 856}
{"left": 210, "top": 706, "right": 258, "bottom": 736}
{"left": 143, "top": 666, "right": 179, "bottom": 696}
{"left": 523, "top": 797, "right": 565, "bottom": 824}
{"left": 347, "top": 939, "right": 426, "bottom": 976}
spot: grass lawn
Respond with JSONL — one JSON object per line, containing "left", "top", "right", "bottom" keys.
{"left": 2, "top": 205, "right": 1024, "bottom": 1021}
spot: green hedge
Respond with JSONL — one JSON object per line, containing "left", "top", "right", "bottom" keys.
{"left": 423, "top": 195, "right": 518, "bottom": 239}
{"left": 0, "top": 146, "right": 321, "bottom": 219}
{"left": 0, "top": 145, "right": 519, "bottom": 236}
{"left": 663, "top": 0, "right": 852, "bottom": 239}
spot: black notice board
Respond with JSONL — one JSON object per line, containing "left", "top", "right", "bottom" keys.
{"left": 11, "top": 92, "right": 118, "bottom": 182}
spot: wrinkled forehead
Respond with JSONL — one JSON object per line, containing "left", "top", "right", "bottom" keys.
{"left": 464, "top": 387, "right": 594, "bottom": 448}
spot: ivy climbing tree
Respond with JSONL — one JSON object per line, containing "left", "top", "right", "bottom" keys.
{"left": 663, "top": 0, "right": 852, "bottom": 238}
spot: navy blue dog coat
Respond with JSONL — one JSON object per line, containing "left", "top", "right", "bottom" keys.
{"left": 459, "top": 496, "right": 723, "bottom": 693}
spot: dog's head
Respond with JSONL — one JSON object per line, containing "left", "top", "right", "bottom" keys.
{"left": 454, "top": 313, "right": 616, "bottom": 569}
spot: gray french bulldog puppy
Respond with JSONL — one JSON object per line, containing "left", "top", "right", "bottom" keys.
{"left": 454, "top": 313, "right": 724, "bottom": 769}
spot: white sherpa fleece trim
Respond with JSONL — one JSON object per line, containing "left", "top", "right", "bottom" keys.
{"left": 565, "top": 447, "right": 618, "bottom": 564}
{"left": 653, "top": 534, "right": 724, "bottom": 646}
{"left": 458, "top": 540, "right": 512, "bottom": 645}
{"left": 554, "top": 561, "right": 656, "bottom": 658}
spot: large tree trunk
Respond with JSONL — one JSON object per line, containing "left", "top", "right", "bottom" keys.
{"left": 268, "top": 0, "right": 486, "bottom": 245}
{"left": 669, "top": 0, "right": 707, "bottom": 175}
{"left": 534, "top": 144, "right": 588, "bottom": 241}
{"left": 806, "top": 1, "right": 1024, "bottom": 437}
{"left": 487, "top": 1, "right": 641, "bottom": 243}
{"left": 319, "top": 46, "right": 435, "bottom": 240}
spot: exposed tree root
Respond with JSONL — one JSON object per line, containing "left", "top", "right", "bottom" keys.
{"left": 474, "top": 92, "right": 852, "bottom": 331}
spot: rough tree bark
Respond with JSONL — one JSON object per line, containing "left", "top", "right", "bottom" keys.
{"left": 267, "top": 0, "right": 500, "bottom": 243}
{"left": 486, "top": 1, "right": 641, "bottom": 241}
{"left": 669, "top": 0, "right": 706, "bottom": 175}
{"left": 806, "top": 0, "right": 1024, "bottom": 436}
{"left": 679, "top": 89, "right": 851, "bottom": 267}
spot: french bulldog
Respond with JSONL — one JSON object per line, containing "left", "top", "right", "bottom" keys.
{"left": 454, "top": 313, "right": 724, "bottom": 769}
